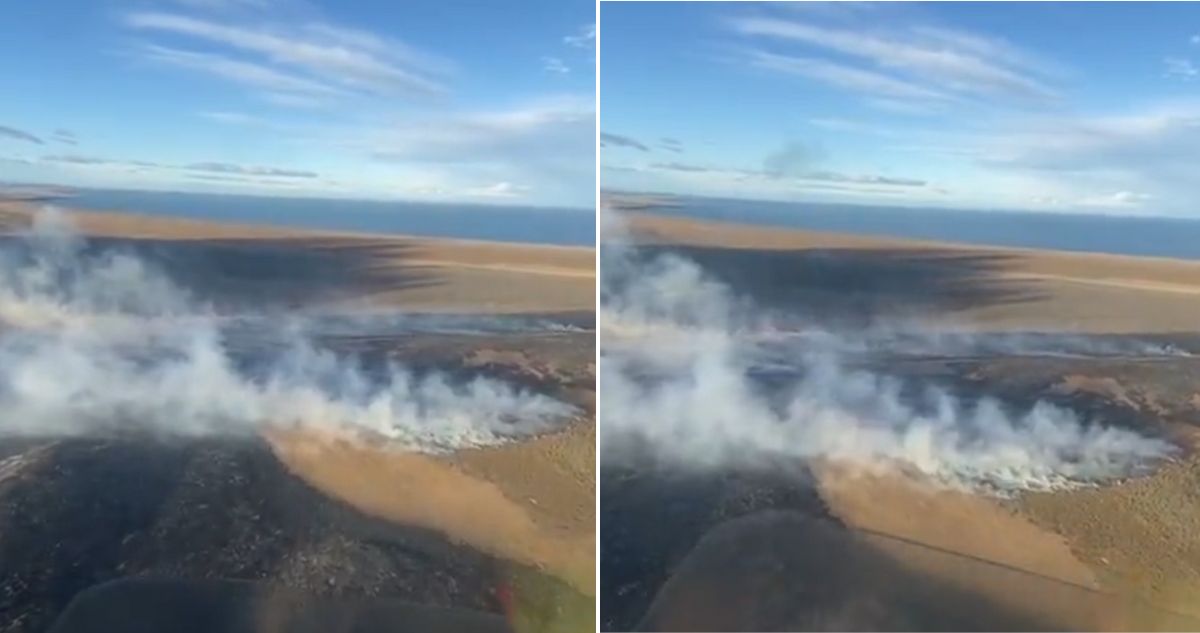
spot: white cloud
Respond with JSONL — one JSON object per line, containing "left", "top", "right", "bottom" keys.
{"left": 1097, "top": 190, "right": 1153, "bottom": 206}
{"left": 167, "top": 0, "right": 270, "bottom": 9}
{"left": 606, "top": 6, "right": 1200, "bottom": 215}
{"left": 39, "top": 154, "right": 317, "bottom": 180}
{"left": 103, "top": 8, "right": 592, "bottom": 206}
{"left": 185, "top": 161, "right": 317, "bottom": 178}
{"left": 1029, "top": 190, "right": 1153, "bottom": 211}
{"left": 542, "top": 56, "right": 569, "bottom": 74}
{"left": 745, "top": 49, "right": 952, "bottom": 104}
{"left": 197, "top": 111, "right": 262, "bottom": 125}
{"left": 620, "top": 150, "right": 933, "bottom": 205}
{"left": 465, "top": 181, "right": 531, "bottom": 198}
{"left": 137, "top": 44, "right": 345, "bottom": 104}
{"left": 908, "top": 24, "right": 1063, "bottom": 79}
{"left": 963, "top": 102, "right": 1200, "bottom": 214}
{"left": 564, "top": 24, "right": 595, "bottom": 49}
{"left": 1165, "top": 57, "right": 1198, "bottom": 80}
{"left": 258, "top": 92, "right": 328, "bottom": 109}
{"left": 614, "top": 99, "right": 1200, "bottom": 215}
{"left": 355, "top": 96, "right": 593, "bottom": 204}
{"left": 125, "top": 12, "right": 449, "bottom": 97}
{"left": 729, "top": 15, "right": 1059, "bottom": 105}
{"left": 807, "top": 117, "right": 870, "bottom": 132}
{"left": 367, "top": 96, "right": 594, "bottom": 164}
{"left": 981, "top": 106, "right": 1200, "bottom": 170}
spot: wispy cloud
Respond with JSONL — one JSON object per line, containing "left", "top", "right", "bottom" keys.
{"left": 51, "top": 129, "right": 77, "bottom": 146}
{"left": 125, "top": 12, "right": 450, "bottom": 101}
{"left": 42, "top": 154, "right": 318, "bottom": 180}
{"left": 980, "top": 107, "right": 1200, "bottom": 172}
{"left": 43, "top": 155, "right": 132, "bottom": 165}
{"left": 968, "top": 103, "right": 1200, "bottom": 213}
{"left": 359, "top": 96, "right": 592, "bottom": 200}
{"left": 197, "top": 111, "right": 263, "bottom": 125}
{"left": 369, "top": 97, "right": 592, "bottom": 163}
{"left": 167, "top": 0, "right": 271, "bottom": 9}
{"left": 185, "top": 162, "right": 317, "bottom": 178}
{"left": 1079, "top": 190, "right": 1153, "bottom": 208}
{"left": 631, "top": 159, "right": 932, "bottom": 201}
{"left": 564, "top": 23, "right": 596, "bottom": 49}
{"left": 744, "top": 50, "right": 953, "bottom": 106}
{"left": 28, "top": 4, "right": 593, "bottom": 206}
{"left": 0, "top": 125, "right": 44, "bottom": 145}
{"left": 650, "top": 161, "right": 711, "bottom": 173}
{"left": 542, "top": 56, "right": 569, "bottom": 74}
{"left": 182, "top": 172, "right": 310, "bottom": 189}
{"left": 464, "top": 181, "right": 531, "bottom": 198}
{"left": 600, "top": 132, "right": 650, "bottom": 152}
{"left": 606, "top": 4, "right": 1198, "bottom": 215}
{"left": 807, "top": 117, "right": 886, "bottom": 134}
{"left": 649, "top": 159, "right": 927, "bottom": 188}
{"left": 137, "top": 43, "right": 346, "bottom": 105}
{"left": 1165, "top": 57, "right": 1198, "bottom": 80}
{"left": 659, "top": 137, "right": 683, "bottom": 153}
{"left": 728, "top": 12, "right": 1059, "bottom": 110}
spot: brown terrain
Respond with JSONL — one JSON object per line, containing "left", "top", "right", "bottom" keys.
{"left": 0, "top": 201, "right": 593, "bottom": 314}
{"left": 623, "top": 211, "right": 1200, "bottom": 333}
{"left": 601, "top": 210, "right": 1200, "bottom": 631}
{"left": 0, "top": 202, "right": 596, "bottom": 633}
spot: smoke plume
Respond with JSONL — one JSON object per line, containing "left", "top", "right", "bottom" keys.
{"left": 600, "top": 208, "right": 1175, "bottom": 493}
{"left": 0, "top": 208, "right": 575, "bottom": 451}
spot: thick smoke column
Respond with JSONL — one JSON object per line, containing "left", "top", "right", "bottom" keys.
{"left": 0, "top": 208, "right": 574, "bottom": 451}
{"left": 600, "top": 208, "right": 1174, "bottom": 493}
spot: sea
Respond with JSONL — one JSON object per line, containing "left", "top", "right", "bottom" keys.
{"left": 54, "top": 189, "right": 594, "bottom": 246}
{"left": 41, "top": 189, "right": 1200, "bottom": 259}
{"left": 642, "top": 195, "right": 1200, "bottom": 261}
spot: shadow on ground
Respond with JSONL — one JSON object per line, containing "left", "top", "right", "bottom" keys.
{"left": 599, "top": 464, "right": 830, "bottom": 632}
{"left": 47, "top": 578, "right": 508, "bottom": 633}
{"left": 638, "top": 511, "right": 1199, "bottom": 632}
{"left": 0, "top": 232, "right": 444, "bottom": 311}
{"left": 628, "top": 244, "right": 1046, "bottom": 327}
{"left": 0, "top": 437, "right": 504, "bottom": 633}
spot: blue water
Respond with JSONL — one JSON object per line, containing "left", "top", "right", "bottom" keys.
{"left": 653, "top": 196, "right": 1200, "bottom": 261}
{"left": 58, "top": 189, "right": 594, "bottom": 246}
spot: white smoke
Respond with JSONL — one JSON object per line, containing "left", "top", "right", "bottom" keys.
{"left": 600, "top": 208, "right": 1175, "bottom": 493}
{"left": 0, "top": 208, "right": 575, "bottom": 451}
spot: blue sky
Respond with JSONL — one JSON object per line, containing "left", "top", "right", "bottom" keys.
{"left": 0, "top": 0, "right": 595, "bottom": 208}
{"left": 601, "top": 2, "right": 1200, "bottom": 217}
